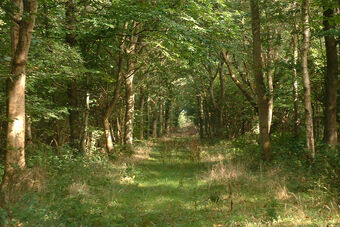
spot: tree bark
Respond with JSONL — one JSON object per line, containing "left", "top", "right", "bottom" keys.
{"left": 323, "top": 0, "right": 338, "bottom": 146}
{"left": 218, "top": 63, "right": 225, "bottom": 136}
{"left": 123, "top": 21, "right": 140, "bottom": 147}
{"left": 301, "top": 0, "right": 315, "bottom": 156}
{"left": 2, "top": 0, "right": 38, "bottom": 199}
{"left": 250, "top": 0, "right": 272, "bottom": 161}
{"left": 26, "top": 115, "right": 32, "bottom": 145}
{"left": 197, "top": 95, "right": 204, "bottom": 138}
{"left": 146, "top": 95, "right": 151, "bottom": 139}
{"left": 159, "top": 101, "right": 163, "bottom": 136}
{"left": 116, "top": 117, "right": 122, "bottom": 144}
{"left": 81, "top": 80, "right": 90, "bottom": 153}
{"left": 165, "top": 99, "right": 172, "bottom": 135}
{"left": 139, "top": 88, "right": 145, "bottom": 140}
{"left": 124, "top": 67, "right": 135, "bottom": 146}
{"left": 266, "top": 50, "right": 274, "bottom": 134}
{"left": 152, "top": 104, "right": 159, "bottom": 138}
{"left": 222, "top": 51, "right": 258, "bottom": 110}
{"left": 293, "top": 4, "right": 300, "bottom": 138}
{"left": 103, "top": 53, "right": 124, "bottom": 152}
{"left": 65, "top": 0, "right": 80, "bottom": 148}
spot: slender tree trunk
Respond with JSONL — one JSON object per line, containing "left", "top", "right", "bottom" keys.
{"left": 103, "top": 75, "right": 122, "bottom": 152}
{"left": 208, "top": 67, "right": 221, "bottom": 136}
{"left": 146, "top": 95, "right": 151, "bottom": 139}
{"left": 116, "top": 117, "right": 122, "bottom": 144}
{"left": 218, "top": 63, "right": 225, "bottom": 137}
{"left": 159, "top": 101, "right": 163, "bottom": 136}
{"left": 26, "top": 115, "right": 32, "bottom": 145}
{"left": 65, "top": 0, "right": 80, "bottom": 148}
{"left": 165, "top": 99, "right": 172, "bottom": 135}
{"left": 81, "top": 79, "right": 90, "bottom": 153}
{"left": 152, "top": 107, "right": 159, "bottom": 138}
{"left": 103, "top": 46, "right": 124, "bottom": 152}
{"left": 301, "top": 0, "right": 315, "bottom": 156}
{"left": 323, "top": 1, "right": 338, "bottom": 146}
{"left": 2, "top": 0, "right": 38, "bottom": 200}
{"left": 266, "top": 52, "right": 274, "bottom": 134}
{"left": 139, "top": 88, "right": 145, "bottom": 140}
{"left": 203, "top": 100, "right": 212, "bottom": 138}
{"left": 26, "top": 115, "right": 33, "bottom": 144}
{"left": 293, "top": 6, "right": 300, "bottom": 138}
{"left": 124, "top": 68, "right": 135, "bottom": 146}
{"left": 222, "top": 51, "right": 258, "bottom": 110}
{"left": 250, "top": 0, "right": 272, "bottom": 161}
{"left": 103, "top": 118, "right": 114, "bottom": 152}
{"left": 197, "top": 95, "right": 204, "bottom": 138}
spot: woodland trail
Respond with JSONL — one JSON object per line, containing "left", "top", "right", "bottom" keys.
{"left": 110, "top": 134, "right": 340, "bottom": 226}
{"left": 113, "top": 136, "right": 217, "bottom": 226}
{"left": 11, "top": 133, "right": 340, "bottom": 226}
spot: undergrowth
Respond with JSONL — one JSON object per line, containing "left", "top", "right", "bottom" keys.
{"left": 0, "top": 134, "right": 339, "bottom": 226}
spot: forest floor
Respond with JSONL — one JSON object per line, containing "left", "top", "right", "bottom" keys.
{"left": 4, "top": 129, "right": 340, "bottom": 226}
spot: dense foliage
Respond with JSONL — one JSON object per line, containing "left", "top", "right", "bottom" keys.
{"left": 0, "top": 0, "right": 339, "bottom": 225}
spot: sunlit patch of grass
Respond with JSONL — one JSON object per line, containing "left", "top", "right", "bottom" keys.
{"left": 68, "top": 181, "right": 89, "bottom": 197}
{"left": 3, "top": 135, "right": 340, "bottom": 226}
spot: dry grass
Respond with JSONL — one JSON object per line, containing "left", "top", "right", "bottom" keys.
{"left": 186, "top": 138, "right": 201, "bottom": 162}
{"left": 276, "top": 184, "right": 291, "bottom": 200}
{"left": 206, "top": 160, "right": 246, "bottom": 183}
{"left": 68, "top": 182, "right": 89, "bottom": 196}
{"left": 2, "top": 166, "right": 47, "bottom": 204}
{"left": 132, "top": 143, "right": 152, "bottom": 162}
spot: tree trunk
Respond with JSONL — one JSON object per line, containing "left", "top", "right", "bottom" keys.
{"left": 266, "top": 51, "right": 274, "bottom": 134}
{"left": 146, "top": 95, "right": 151, "bottom": 139}
{"left": 203, "top": 100, "right": 212, "bottom": 138}
{"left": 208, "top": 66, "right": 222, "bottom": 136}
{"left": 293, "top": 5, "right": 300, "bottom": 138}
{"left": 2, "top": 0, "right": 38, "bottom": 200}
{"left": 159, "top": 101, "right": 163, "bottom": 136}
{"left": 116, "top": 117, "right": 122, "bottom": 144}
{"left": 197, "top": 95, "right": 204, "bottom": 138}
{"left": 103, "top": 76, "right": 123, "bottom": 152}
{"left": 323, "top": 1, "right": 338, "bottom": 146}
{"left": 81, "top": 82, "right": 90, "bottom": 153}
{"left": 250, "top": 0, "right": 272, "bottom": 161}
{"left": 139, "top": 88, "right": 145, "bottom": 140}
{"left": 218, "top": 63, "right": 225, "bottom": 137}
{"left": 165, "top": 99, "right": 172, "bottom": 135}
{"left": 103, "top": 46, "right": 124, "bottom": 152}
{"left": 65, "top": 0, "right": 80, "bottom": 148}
{"left": 152, "top": 110, "right": 159, "bottom": 138}
{"left": 301, "top": 0, "right": 315, "bottom": 156}
{"left": 124, "top": 68, "right": 135, "bottom": 146}
{"left": 222, "top": 51, "right": 258, "bottom": 110}
{"left": 26, "top": 115, "right": 32, "bottom": 145}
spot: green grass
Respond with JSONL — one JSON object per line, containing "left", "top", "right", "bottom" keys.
{"left": 2, "top": 136, "right": 340, "bottom": 226}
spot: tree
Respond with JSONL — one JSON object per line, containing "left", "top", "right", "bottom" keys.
{"left": 323, "top": 0, "right": 338, "bottom": 146}
{"left": 1, "top": 0, "right": 38, "bottom": 199}
{"left": 250, "top": 0, "right": 272, "bottom": 161}
{"left": 301, "top": 0, "right": 315, "bottom": 156}
{"left": 65, "top": 0, "right": 81, "bottom": 149}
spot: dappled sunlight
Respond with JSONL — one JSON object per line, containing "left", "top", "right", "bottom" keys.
{"left": 68, "top": 181, "right": 90, "bottom": 197}
{"left": 4, "top": 135, "right": 340, "bottom": 226}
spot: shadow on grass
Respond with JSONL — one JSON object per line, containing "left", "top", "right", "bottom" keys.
{"left": 6, "top": 137, "right": 340, "bottom": 226}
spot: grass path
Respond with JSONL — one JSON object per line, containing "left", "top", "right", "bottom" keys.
{"left": 107, "top": 136, "right": 340, "bottom": 226}
{"left": 112, "top": 138, "right": 217, "bottom": 226}
{"left": 12, "top": 135, "right": 340, "bottom": 226}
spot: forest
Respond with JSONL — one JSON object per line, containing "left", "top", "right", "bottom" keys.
{"left": 0, "top": 0, "right": 339, "bottom": 225}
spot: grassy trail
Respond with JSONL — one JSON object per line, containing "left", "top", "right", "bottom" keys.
{"left": 115, "top": 138, "right": 215, "bottom": 226}
{"left": 10, "top": 135, "right": 340, "bottom": 226}
{"left": 106, "top": 136, "right": 340, "bottom": 226}
{"left": 105, "top": 135, "right": 340, "bottom": 226}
